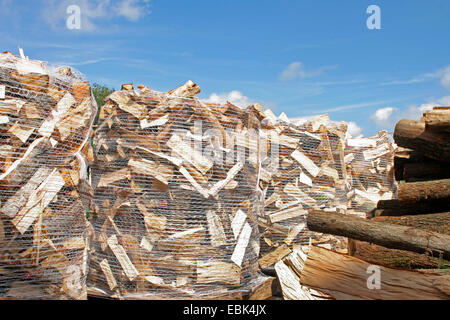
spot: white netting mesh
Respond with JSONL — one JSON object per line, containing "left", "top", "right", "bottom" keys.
{"left": 0, "top": 52, "right": 96, "bottom": 299}
{"left": 257, "top": 113, "right": 397, "bottom": 263}
{"left": 88, "top": 87, "right": 264, "bottom": 299}
{"left": 344, "top": 130, "right": 397, "bottom": 215}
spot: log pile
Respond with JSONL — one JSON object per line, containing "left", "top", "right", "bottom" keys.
{"left": 348, "top": 106, "right": 450, "bottom": 269}
{"left": 0, "top": 52, "right": 96, "bottom": 299}
{"left": 371, "top": 109, "right": 450, "bottom": 218}
{"left": 256, "top": 114, "right": 397, "bottom": 269}
{"left": 88, "top": 81, "right": 266, "bottom": 299}
{"left": 270, "top": 210, "right": 450, "bottom": 300}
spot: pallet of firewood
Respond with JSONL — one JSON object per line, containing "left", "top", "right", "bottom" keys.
{"left": 0, "top": 51, "right": 96, "bottom": 299}
{"left": 255, "top": 113, "right": 398, "bottom": 268}
{"left": 344, "top": 130, "right": 397, "bottom": 217}
{"left": 88, "top": 81, "right": 266, "bottom": 299}
{"left": 256, "top": 114, "right": 354, "bottom": 268}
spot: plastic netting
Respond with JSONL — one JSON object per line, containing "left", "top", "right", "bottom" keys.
{"left": 344, "top": 130, "right": 397, "bottom": 215}
{"left": 0, "top": 52, "right": 96, "bottom": 299}
{"left": 88, "top": 87, "right": 264, "bottom": 299}
{"left": 257, "top": 114, "right": 397, "bottom": 262}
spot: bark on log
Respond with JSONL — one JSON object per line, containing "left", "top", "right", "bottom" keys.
{"left": 403, "top": 162, "right": 450, "bottom": 182}
{"left": 373, "top": 199, "right": 450, "bottom": 217}
{"left": 349, "top": 212, "right": 450, "bottom": 269}
{"left": 398, "top": 179, "right": 450, "bottom": 204}
{"left": 348, "top": 239, "right": 450, "bottom": 269}
{"left": 394, "top": 119, "right": 450, "bottom": 162}
{"left": 307, "top": 210, "right": 450, "bottom": 259}
{"left": 374, "top": 212, "right": 450, "bottom": 234}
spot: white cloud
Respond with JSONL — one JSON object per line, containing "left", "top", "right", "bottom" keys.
{"left": 381, "top": 65, "right": 450, "bottom": 89}
{"left": 437, "top": 66, "right": 450, "bottom": 89}
{"left": 371, "top": 95, "right": 450, "bottom": 129}
{"left": 115, "top": 0, "right": 150, "bottom": 21}
{"left": 438, "top": 95, "right": 450, "bottom": 105}
{"left": 402, "top": 95, "right": 450, "bottom": 120}
{"left": 370, "top": 107, "right": 396, "bottom": 127}
{"left": 42, "top": 0, "right": 151, "bottom": 31}
{"left": 318, "top": 99, "right": 396, "bottom": 113}
{"left": 280, "top": 62, "right": 336, "bottom": 80}
{"left": 401, "top": 103, "right": 434, "bottom": 121}
{"left": 346, "top": 121, "right": 363, "bottom": 138}
{"left": 205, "top": 90, "right": 256, "bottom": 108}
{"left": 380, "top": 73, "right": 436, "bottom": 86}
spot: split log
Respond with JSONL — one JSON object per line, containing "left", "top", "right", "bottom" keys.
{"left": 246, "top": 276, "right": 281, "bottom": 300}
{"left": 394, "top": 119, "right": 450, "bottom": 162}
{"left": 0, "top": 52, "right": 96, "bottom": 299}
{"left": 300, "top": 246, "right": 449, "bottom": 300}
{"left": 307, "top": 210, "right": 450, "bottom": 259}
{"left": 274, "top": 248, "right": 332, "bottom": 300}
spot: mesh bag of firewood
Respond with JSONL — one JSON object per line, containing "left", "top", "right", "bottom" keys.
{"left": 257, "top": 114, "right": 349, "bottom": 264}
{"left": 88, "top": 82, "right": 264, "bottom": 299}
{"left": 0, "top": 51, "right": 97, "bottom": 299}
{"left": 344, "top": 130, "right": 397, "bottom": 216}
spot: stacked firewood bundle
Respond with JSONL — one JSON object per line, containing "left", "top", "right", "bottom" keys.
{"left": 257, "top": 114, "right": 350, "bottom": 268}
{"left": 349, "top": 107, "right": 450, "bottom": 270}
{"left": 255, "top": 112, "right": 398, "bottom": 270}
{"left": 344, "top": 130, "right": 397, "bottom": 217}
{"left": 88, "top": 81, "right": 266, "bottom": 299}
{"left": 0, "top": 52, "right": 96, "bottom": 299}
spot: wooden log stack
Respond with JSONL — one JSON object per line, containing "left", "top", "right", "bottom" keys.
{"left": 0, "top": 51, "right": 96, "bottom": 299}
{"left": 370, "top": 107, "right": 450, "bottom": 218}
{"left": 346, "top": 106, "right": 450, "bottom": 269}
{"left": 88, "top": 81, "right": 266, "bottom": 299}
{"left": 369, "top": 109, "right": 450, "bottom": 217}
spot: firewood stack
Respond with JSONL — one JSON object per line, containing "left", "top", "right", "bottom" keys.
{"left": 254, "top": 111, "right": 398, "bottom": 270}
{"left": 88, "top": 81, "right": 266, "bottom": 299}
{"left": 257, "top": 114, "right": 351, "bottom": 268}
{"left": 0, "top": 52, "right": 96, "bottom": 299}
{"left": 344, "top": 130, "right": 397, "bottom": 217}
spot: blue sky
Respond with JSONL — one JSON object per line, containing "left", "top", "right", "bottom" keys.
{"left": 1, "top": 0, "right": 450, "bottom": 136}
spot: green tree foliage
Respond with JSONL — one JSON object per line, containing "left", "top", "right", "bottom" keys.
{"left": 92, "top": 83, "right": 114, "bottom": 125}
